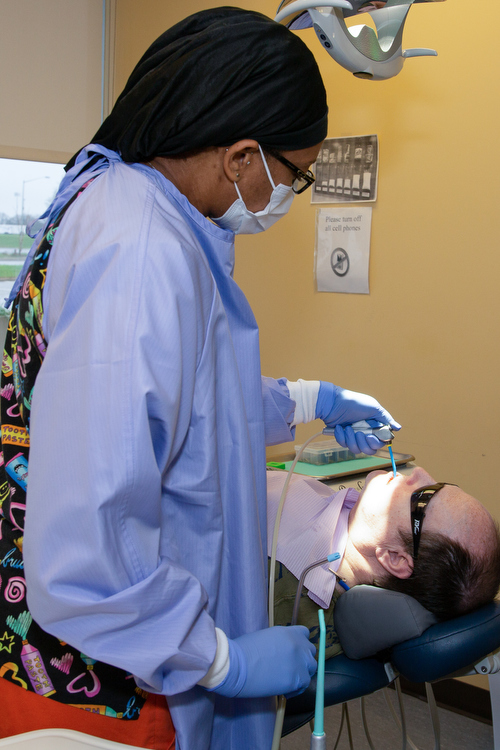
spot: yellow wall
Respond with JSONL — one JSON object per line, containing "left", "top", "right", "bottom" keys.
{"left": 115, "top": 0, "right": 499, "bottom": 688}
{"left": 116, "top": 0, "right": 500, "bottom": 512}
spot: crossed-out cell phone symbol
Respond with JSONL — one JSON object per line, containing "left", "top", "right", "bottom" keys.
{"left": 331, "top": 248, "right": 349, "bottom": 277}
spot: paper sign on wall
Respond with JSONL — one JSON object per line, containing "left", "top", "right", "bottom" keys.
{"left": 315, "top": 207, "right": 372, "bottom": 294}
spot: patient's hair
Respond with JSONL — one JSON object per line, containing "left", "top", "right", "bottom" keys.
{"left": 376, "top": 527, "right": 500, "bottom": 621}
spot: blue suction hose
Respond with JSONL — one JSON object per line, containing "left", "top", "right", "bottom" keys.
{"left": 310, "top": 608, "right": 327, "bottom": 749}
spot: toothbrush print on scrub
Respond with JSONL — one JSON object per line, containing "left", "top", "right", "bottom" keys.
{"left": 6, "top": 610, "right": 55, "bottom": 696}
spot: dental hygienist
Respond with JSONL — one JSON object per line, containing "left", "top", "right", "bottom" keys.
{"left": 0, "top": 8, "right": 400, "bottom": 750}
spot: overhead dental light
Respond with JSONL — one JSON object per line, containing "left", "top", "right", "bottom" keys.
{"left": 274, "top": 0, "right": 444, "bottom": 80}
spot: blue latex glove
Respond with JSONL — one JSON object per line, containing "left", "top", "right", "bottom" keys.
{"left": 315, "top": 382, "right": 401, "bottom": 455}
{"left": 208, "top": 626, "right": 317, "bottom": 699}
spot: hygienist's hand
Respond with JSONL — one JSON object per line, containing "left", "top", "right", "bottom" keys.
{"left": 209, "top": 626, "right": 317, "bottom": 699}
{"left": 315, "top": 382, "right": 401, "bottom": 455}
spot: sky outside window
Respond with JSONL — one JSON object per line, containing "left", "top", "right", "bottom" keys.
{"left": 1, "top": 158, "right": 65, "bottom": 222}
{"left": 0, "top": 158, "right": 65, "bottom": 307}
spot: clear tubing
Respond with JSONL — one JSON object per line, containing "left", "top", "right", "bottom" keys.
{"left": 271, "top": 694, "right": 287, "bottom": 750}
{"left": 360, "top": 696, "right": 377, "bottom": 750}
{"left": 395, "top": 679, "right": 408, "bottom": 750}
{"left": 332, "top": 703, "right": 347, "bottom": 750}
{"left": 346, "top": 703, "right": 354, "bottom": 750}
{"left": 269, "top": 430, "right": 323, "bottom": 750}
{"left": 424, "top": 682, "right": 441, "bottom": 750}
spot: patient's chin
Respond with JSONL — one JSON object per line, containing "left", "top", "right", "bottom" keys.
{"left": 364, "top": 470, "right": 388, "bottom": 486}
{"left": 357, "top": 470, "right": 388, "bottom": 501}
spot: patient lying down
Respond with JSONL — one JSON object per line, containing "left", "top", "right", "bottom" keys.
{"left": 267, "top": 467, "right": 500, "bottom": 659}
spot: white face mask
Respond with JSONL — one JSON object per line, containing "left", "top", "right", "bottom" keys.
{"left": 213, "top": 145, "right": 295, "bottom": 234}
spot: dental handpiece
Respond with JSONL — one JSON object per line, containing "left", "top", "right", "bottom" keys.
{"left": 350, "top": 419, "right": 397, "bottom": 477}
{"left": 352, "top": 420, "right": 398, "bottom": 477}
{"left": 322, "top": 418, "right": 393, "bottom": 442}
{"left": 323, "top": 419, "right": 397, "bottom": 476}
{"left": 349, "top": 419, "right": 394, "bottom": 443}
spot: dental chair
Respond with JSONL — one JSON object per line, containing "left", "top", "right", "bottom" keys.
{"left": 283, "top": 586, "right": 500, "bottom": 748}
{"left": 1, "top": 592, "right": 499, "bottom": 750}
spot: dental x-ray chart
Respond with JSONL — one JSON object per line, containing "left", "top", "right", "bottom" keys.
{"left": 311, "top": 135, "right": 378, "bottom": 204}
{"left": 315, "top": 206, "right": 372, "bottom": 294}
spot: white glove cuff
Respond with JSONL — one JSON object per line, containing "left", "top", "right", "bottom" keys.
{"left": 197, "top": 627, "right": 230, "bottom": 689}
{"left": 286, "top": 379, "right": 320, "bottom": 426}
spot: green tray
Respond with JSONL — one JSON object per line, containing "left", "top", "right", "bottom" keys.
{"left": 267, "top": 449, "right": 414, "bottom": 481}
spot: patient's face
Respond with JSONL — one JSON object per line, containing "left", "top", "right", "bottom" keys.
{"left": 353, "top": 467, "right": 493, "bottom": 555}
{"left": 352, "top": 467, "right": 435, "bottom": 541}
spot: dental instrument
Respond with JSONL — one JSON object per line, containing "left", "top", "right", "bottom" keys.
{"left": 349, "top": 418, "right": 398, "bottom": 478}
{"left": 310, "top": 609, "right": 326, "bottom": 750}
{"left": 345, "top": 418, "right": 394, "bottom": 444}
{"left": 325, "top": 418, "right": 398, "bottom": 477}
{"left": 388, "top": 444, "right": 397, "bottom": 479}
{"left": 323, "top": 417, "right": 393, "bottom": 443}
{"left": 275, "top": 0, "right": 443, "bottom": 81}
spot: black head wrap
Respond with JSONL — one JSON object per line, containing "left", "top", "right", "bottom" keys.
{"left": 90, "top": 6, "right": 327, "bottom": 162}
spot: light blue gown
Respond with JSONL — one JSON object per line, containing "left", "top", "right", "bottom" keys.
{"left": 23, "top": 152, "right": 296, "bottom": 749}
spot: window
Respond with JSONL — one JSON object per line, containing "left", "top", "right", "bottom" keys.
{"left": 0, "top": 158, "right": 65, "bottom": 310}
{"left": 0, "top": 0, "right": 112, "bottom": 163}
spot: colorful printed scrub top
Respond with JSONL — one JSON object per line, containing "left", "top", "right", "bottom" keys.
{"left": 0, "top": 178, "right": 147, "bottom": 718}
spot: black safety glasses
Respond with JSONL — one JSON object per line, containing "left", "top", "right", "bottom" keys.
{"left": 410, "top": 483, "right": 458, "bottom": 560}
{"left": 265, "top": 150, "right": 316, "bottom": 194}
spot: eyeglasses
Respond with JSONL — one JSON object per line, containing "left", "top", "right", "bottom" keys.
{"left": 265, "top": 150, "right": 316, "bottom": 194}
{"left": 410, "top": 483, "right": 458, "bottom": 560}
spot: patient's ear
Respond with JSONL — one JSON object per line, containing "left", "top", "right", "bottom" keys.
{"left": 375, "top": 546, "right": 414, "bottom": 579}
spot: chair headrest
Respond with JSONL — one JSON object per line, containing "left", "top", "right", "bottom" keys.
{"left": 391, "top": 600, "right": 500, "bottom": 683}
{"left": 334, "top": 585, "right": 438, "bottom": 659}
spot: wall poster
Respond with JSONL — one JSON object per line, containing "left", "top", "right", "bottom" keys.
{"left": 311, "top": 135, "right": 378, "bottom": 204}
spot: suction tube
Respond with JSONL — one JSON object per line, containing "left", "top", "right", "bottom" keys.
{"left": 310, "top": 609, "right": 326, "bottom": 749}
